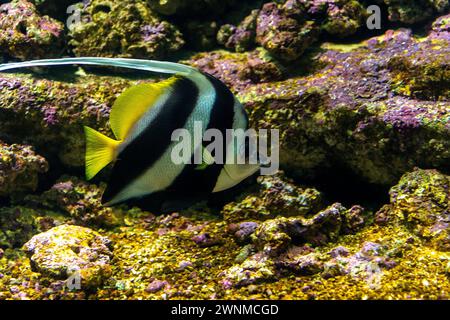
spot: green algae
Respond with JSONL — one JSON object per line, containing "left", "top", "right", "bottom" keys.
{"left": 68, "top": 0, "right": 184, "bottom": 59}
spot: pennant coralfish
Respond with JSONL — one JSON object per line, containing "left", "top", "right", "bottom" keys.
{"left": 0, "top": 58, "right": 260, "bottom": 208}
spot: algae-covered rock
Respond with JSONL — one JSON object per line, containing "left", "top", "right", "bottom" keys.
{"left": 430, "top": 13, "right": 450, "bottom": 39}
{"left": 222, "top": 252, "right": 275, "bottom": 288}
{"left": 187, "top": 48, "right": 284, "bottom": 93}
{"left": 24, "top": 177, "right": 120, "bottom": 227}
{"left": 23, "top": 224, "right": 113, "bottom": 288}
{"left": 256, "top": 2, "right": 319, "bottom": 61}
{"left": 322, "top": 241, "right": 397, "bottom": 283}
{"left": 222, "top": 172, "right": 323, "bottom": 222}
{"left": 0, "top": 0, "right": 65, "bottom": 60}
{"left": 384, "top": 0, "right": 449, "bottom": 24}
{"left": 218, "top": 9, "right": 260, "bottom": 53}
{"left": 377, "top": 168, "right": 450, "bottom": 251}
{"left": 68, "top": 0, "right": 184, "bottom": 59}
{"left": 0, "top": 141, "right": 48, "bottom": 197}
{"left": 229, "top": 222, "right": 260, "bottom": 244}
{"left": 0, "top": 72, "right": 138, "bottom": 167}
{"left": 320, "top": 0, "right": 367, "bottom": 38}
{"left": 387, "top": 30, "right": 450, "bottom": 100}
{"left": 241, "top": 28, "right": 450, "bottom": 185}
{"left": 219, "top": 0, "right": 367, "bottom": 55}
{"left": 251, "top": 203, "right": 366, "bottom": 255}
{"left": 275, "top": 246, "right": 324, "bottom": 275}
{"left": 0, "top": 206, "right": 65, "bottom": 249}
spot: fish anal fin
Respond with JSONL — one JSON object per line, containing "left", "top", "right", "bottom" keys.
{"left": 110, "top": 77, "right": 178, "bottom": 140}
{"left": 84, "top": 126, "right": 120, "bottom": 180}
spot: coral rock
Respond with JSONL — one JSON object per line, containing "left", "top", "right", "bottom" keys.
{"left": 0, "top": 72, "right": 137, "bottom": 167}
{"left": 0, "top": 141, "right": 48, "bottom": 197}
{"left": 275, "top": 246, "right": 324, "bottom": 275}
{"left": 24, "top": 177, "right": 119, "bottom": 227}
{"left": 231, "top": 222, "right": 260, "bottom": 244}
{"left": 218, "top": 9, "right": 259, "bottom": 53}
{"left": 384, "top": 0, "right": 449, "bottom": 25}
{"left": 244, "top": 28, "right": 450, "bottom": 185}
{"left": 145, "top": 279, "right": 168, "bottom": 293}
{"left": 68, "top": 0, "right": 184, "bottom": 59}
{"left": 251, "top": 203, "right": 359, "bottom": 255}
{"left": 0, "top": 0, "right": 65, "bottom": 60}
{"left": 377, "top": 168, "right": 450, "bottom": 250}
{"left": 0, "top": 206, "right": 64, "bottom": 249}
{"left": 256, "top": 2, "right": 319, "bottom": 61}
{"left": 186, "top": 49, "right": 284, "bottom": 93}
{"left": 222, "top": 172, "right": 323, "bottom": 222}
{"left": 321, "top": 0, "right": 367, "bottom": 38}
{"left": 430, "top": 13, "right": 450, "bottom": 39}
{"left": 222, "top": 253, "right": 275, "bottom": 288}
{"left": 23, "top": 225, "right": 113, "bottom": 288}
{"left": 322, "top": 241, "right": 397, "bottom": 284}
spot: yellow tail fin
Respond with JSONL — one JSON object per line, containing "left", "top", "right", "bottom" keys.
{"left": 84, "top": 126, "right": 120, "bottom": 180}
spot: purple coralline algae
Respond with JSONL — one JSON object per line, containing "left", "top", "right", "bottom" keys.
{"left": 187, "top": 49, "right": 284, "bottom": 93}
{"left": 237, "top": 28, "right": 449, "bottom": 185}
{"left": 255, "top": 2, "right": 320, "bottom": 61}
{"left": 219, "top": 0, "right": 367, "bottom": 58}
{"left": 0, "top": 141, "right": 48, "bottom": 197}
{"left": 430, "top": 13, "right": 450, "bottom": 39}
{"left": 0, "top": 0, "right": 65, "bottom": 60}
{"left": 218, "top": 9, "right": 260, "bottom": 53}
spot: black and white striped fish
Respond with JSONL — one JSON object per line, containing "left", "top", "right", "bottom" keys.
{"left": 0, "top": 58, "right": 260, "bottom": 207}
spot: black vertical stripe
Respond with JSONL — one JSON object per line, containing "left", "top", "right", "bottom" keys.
{"left": 102, "top": 76, "right": 199, "bottom": 204}
{"left": 166, "top": 72, "right": 236, "bottom": 195}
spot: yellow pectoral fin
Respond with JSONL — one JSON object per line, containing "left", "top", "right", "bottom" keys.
{"left": 84, "top": 126, "right": 121, "bottom": 180}
{"left": 195, "top": 147, "right": 215, "bottom": 171}
{"left": 110, "top": 77, "right": 178, "bottom": 140}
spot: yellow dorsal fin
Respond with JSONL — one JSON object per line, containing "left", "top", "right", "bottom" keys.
{"left": 84, "top": 126, "right": 121, "bottom": 180}
{"left": 110, "top": 77, "right": 178, "bottom": 140}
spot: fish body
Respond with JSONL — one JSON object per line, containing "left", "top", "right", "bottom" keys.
{"left": 0, "top": 58, "right": 260, "bottom": 206}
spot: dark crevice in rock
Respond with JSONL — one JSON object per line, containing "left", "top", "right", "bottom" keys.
{"left": 291, "top": 164, "right": 390, "bottom": 211}
{"left": 0, "top": 196, "right": 9, "bottom": 207}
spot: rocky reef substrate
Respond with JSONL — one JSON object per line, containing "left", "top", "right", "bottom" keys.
{"left": 0, "top": 0, "right": 449, "bottom": 300}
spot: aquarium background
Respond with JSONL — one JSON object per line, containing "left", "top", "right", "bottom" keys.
{"left": 0, "top": 0, "right": 449, "bottom": 300}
